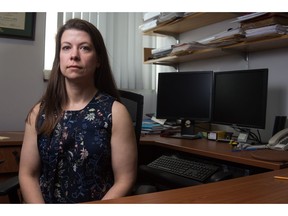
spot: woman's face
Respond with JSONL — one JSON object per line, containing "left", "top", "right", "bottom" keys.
{"left": 59, "top": 29, "right": 99, "bottom": 81}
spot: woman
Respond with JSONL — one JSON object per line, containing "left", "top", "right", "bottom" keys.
{"left": 19, "top": 18, "right": 137, "bottom": 203}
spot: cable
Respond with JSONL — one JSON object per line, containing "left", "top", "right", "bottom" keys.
{"left": 231, "top": 126, "right": 263, "bottom": 144}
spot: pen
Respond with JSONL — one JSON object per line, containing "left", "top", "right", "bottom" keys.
{"left": 274, "top": 176, "right": 288, "bottom": 180}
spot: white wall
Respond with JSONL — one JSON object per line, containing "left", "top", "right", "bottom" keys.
{"left": 176, "top": 18, "right": 288, "bottom": 142}
{"left": 0, "top": 13, "right": 46, "bottom": 131}
{"left": 1, "top": 13, "right": 287, "bottom": 143}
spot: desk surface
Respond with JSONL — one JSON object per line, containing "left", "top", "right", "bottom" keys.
{"left": 89, "top": 135, "right": 288, "bottom": 204}
{"left": 140, "top": 135, "right": 288, "bottom": 170}
{"left": 90, "top": 168, "right": 288, "bottom": 204}
{"left": 2, "top": 132, "right": 288, "bottom": 203}
{"left": 0, "top": 131, "right": 24, "bottom": 146}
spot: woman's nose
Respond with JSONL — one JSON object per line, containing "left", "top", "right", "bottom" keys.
{"left": 70, "top": 48, "right": 80, "bottom": 61}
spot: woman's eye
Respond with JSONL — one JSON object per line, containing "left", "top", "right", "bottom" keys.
{"left": 62, "top": 46, "right": 71, "bottom": 51}
{"left": 80, "top": 46, "right": 91, "bottom": 51}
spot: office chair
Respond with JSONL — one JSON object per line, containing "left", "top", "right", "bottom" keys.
{"left": 119, "top": 90, "right": 157, "bottom": 194}
{"left": 0, "top": 175, "right": 20, "bottom": 203}
{"left": 119, "top": 89, "right": 144, "bottom": 146}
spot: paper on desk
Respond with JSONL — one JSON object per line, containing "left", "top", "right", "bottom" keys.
{"left": 151, "top": 116, "right": 167, "bottom": 125}
{"left": 0, "top": 136, "right": 10, "bottom": 140}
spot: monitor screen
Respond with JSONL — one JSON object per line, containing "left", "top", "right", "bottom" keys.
{"left": 156, "top": 71, "right": 213, "bottom": 137}
{"left": 212, "top": 68, "right": 268, "bottom": 129}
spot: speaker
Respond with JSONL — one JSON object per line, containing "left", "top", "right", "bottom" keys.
{"left": 272, "top": 116, "right": 287, "bottom": 135}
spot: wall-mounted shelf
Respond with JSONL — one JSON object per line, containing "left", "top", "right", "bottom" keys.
{"left": 224, "top": 34, "right": 288, "bottom": 52}
{"left": 143, "top": 13, "right": 241, "bottom": 37}
{"left": 144, "top": 35, "right": 288, "bottom": 65}
{"left": 142, "top": 12, "right": 288, "bottom": 66}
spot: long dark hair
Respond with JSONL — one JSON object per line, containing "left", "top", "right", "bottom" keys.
{"left": 28, "top": 18, "right": 120, "bottom": 135}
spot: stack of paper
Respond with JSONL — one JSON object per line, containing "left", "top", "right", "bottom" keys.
{"left": 139, "top": 12, "right": 185, "bottom": 32}
{"left": 141, "top": 118, "right": 167, "bottom": 134}
{"left": 231, "top": 12, "right": 268, "bottom": 23}
{"left": 245, "top": 24, "right": 288, "bottom": 39}
{"left": 139, "top": 19, "right": 158, "bottom": 32}
{"left": 170, "top": 42, "right": 207, "bottom": 56}
{"left": 197, "top": 28, "right": 245, "bottom": 47}
{"left": 0, "top": 136, "right": 10, "bottom": 140}
{"left": 143, "top": 12, "right": 161, "bottom": 22}
{"left": 157, "top": 12, "right": 185, "bottom": 24}
{"left": 150, "top": 45, "right": 173, "bottom": 59}
{"left": 232, "top": 13, "right": 288, "bottom": 29}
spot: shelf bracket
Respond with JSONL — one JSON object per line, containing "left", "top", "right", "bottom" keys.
{"left": 221, "top": 48, "right": 249, "bottom": 62}
{"left": 153, "top": 30, "right": 179, "bottom": 41}
{"left": 242, "top": 51, "right": 249, "bottom": 62}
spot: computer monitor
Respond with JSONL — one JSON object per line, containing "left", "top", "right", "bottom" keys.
{"left": 156, "top": 71, "right": 213, "bottom": 137}
{"left": 212, "top": 68, "right": 268, "bottom": 130}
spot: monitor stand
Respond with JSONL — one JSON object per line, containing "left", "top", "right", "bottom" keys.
{"left": 168, "top": 133, "right": 201, "bottom": 140}
{"left": 167, "top": 119, "right": 201, "bottom": 140}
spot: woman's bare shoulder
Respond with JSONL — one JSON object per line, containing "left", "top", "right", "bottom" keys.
{"left": 112, "top": 100, "right": 128, "bottom": 115}
{"left": 26, "top": 102, "right": 41, "bottom": 123}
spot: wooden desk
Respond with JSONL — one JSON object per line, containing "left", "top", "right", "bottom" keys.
{"left": 86, "top": 135, "right": 288, "bottom": 204}
{"left": 0, "top": 131, "right": 24, "bottom": 174}
{"left": 1, "top": 132, "right": 287, "bottom": 204}
{"left": 140, "top": 135, "right": 288, "bottom": 170}
{"left": 90, "top": 168, "right": 288, "bottom": 203}
{"left": 0, "top": 132, "right": 23, "bottom": 203}
{"left": 0, "top": 131, "right": 24, "bottom": 145}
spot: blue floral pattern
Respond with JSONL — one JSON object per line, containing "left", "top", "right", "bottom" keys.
{"left": 37, "top": 92, "right": 115, "bottom": 203}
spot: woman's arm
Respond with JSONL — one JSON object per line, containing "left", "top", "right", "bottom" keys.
{"left": 18, "top": 104, "right": 45, "bottom": 203}
{"left": 102, "top": 101, "right": 138, "bottom": 200}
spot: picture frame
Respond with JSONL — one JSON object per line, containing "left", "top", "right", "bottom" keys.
{"left": 0, "top": 12, "right": 36, "bottom": 40}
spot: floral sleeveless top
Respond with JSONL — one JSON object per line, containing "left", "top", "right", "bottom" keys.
{"left": 37, "top": 92, "right": 115, "bottom": 203}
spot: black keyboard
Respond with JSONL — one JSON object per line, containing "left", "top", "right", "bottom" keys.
{"left": 147, "top": 155, "right": 219, "bottom": 182}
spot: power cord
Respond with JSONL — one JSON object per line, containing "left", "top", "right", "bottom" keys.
{"left": 231, "top": 126, "right": 263, "bottom": 144}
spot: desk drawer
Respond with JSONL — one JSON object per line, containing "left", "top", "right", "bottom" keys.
{"left": 0, "top": 147, "right": 21, "bottom": 173}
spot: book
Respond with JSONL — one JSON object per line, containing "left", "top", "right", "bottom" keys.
{"left": 142, "top": 122, "right": 164, "bottom": 131}
{"left": 141, "top": 128, "right": 166, "bottom": 135}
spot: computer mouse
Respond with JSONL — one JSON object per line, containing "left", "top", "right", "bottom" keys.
{"left": 209, "top": 171, "right": 233, "bottom": 182}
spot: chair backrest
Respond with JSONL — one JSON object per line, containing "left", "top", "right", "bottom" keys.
{"left": 118, "top": 91, "right": 158, "bottom": 195}
{"left": 0, "top": 175, "right": 20, "bottom": 203}
{"left": 118, "top": 90, "right": 144, "bottom": 145}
